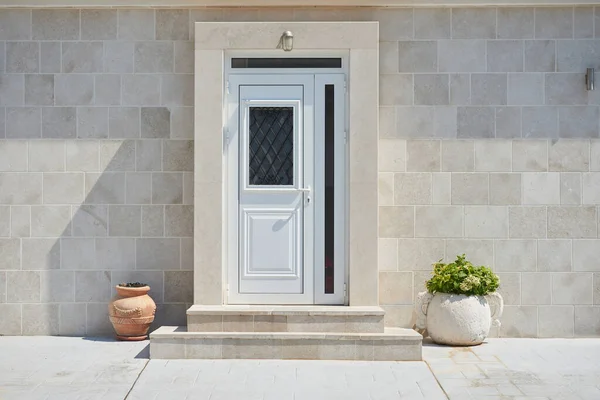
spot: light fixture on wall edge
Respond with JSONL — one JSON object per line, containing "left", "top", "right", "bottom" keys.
{"left": 586, "top": 67, "right": 595, "bottom": 91}
{"left": 280, "top": 31, "right": 293, "bottom": 52}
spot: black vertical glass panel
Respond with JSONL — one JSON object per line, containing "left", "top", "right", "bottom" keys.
{"left": 325, "top": 85, "right": 335, "bottom": 294}
{"left": 232, "top": 58, "right": 342, "bottom": 69}
{"left": 248, "top": 107, "right": 294, "bottom": 186}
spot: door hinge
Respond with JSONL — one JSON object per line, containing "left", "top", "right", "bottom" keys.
{"left": 343, "top": 283, "right": 347, "bottom": 298}
{"left": 224, "top": 128, "right": 230, "bottom": 144}
{"left": 344, "top": 77, "right": 347, "bottom": 93}
{"left": 226, "top": 80, "right": 230, "bottom": 94}
{"left": 343, "top": 130, "right": 348, "bottom": 143}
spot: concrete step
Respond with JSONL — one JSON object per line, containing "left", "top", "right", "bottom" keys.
{"left": 150, "top": 326, "right": 422, "bottom": 361}
{"left": 187, "top": 305, "right": 385, "bottom": 333}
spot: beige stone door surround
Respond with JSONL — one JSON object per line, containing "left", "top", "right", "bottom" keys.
{"left": 193, "top": 21, "right": 379, "bottom": 307}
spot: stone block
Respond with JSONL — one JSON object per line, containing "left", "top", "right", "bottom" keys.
{"left": 488, "top": 40, "right": 523, "bottom": 73}
{"left": 0, "top": 239, "right": 20, "bottom": 270}
{"left": 72, "top": 205, "right": 107, "bottom": 237}
{"left": 0, "top": 304, "right": 21, "bottom": 335}
{"left": 512, "top": 140, "right": 548, "bottom": 171}
{"left": 432, "top": 172, "right": 451, "bottom": 204}
{"left": 0, "top": 141, "right": 28, "bottom": 172}
{"left": 165, "top": 205, "right": 193, "bottom": 237}
{"left": 40, "top": 42, "right": 61, "bottom": 73}
{"left": 508, "top": 73, "right": 544, "bottom": 105}
{"left": 85, "top": 173, "right": 126, "bottom": 205}
{"left": 42, "top": 107, "right": 76, "bottom": 139}
{"left": 395, "top": 107, "right": 435, "bottom": 138}
{"left": 66, "top": 141, "right": 100, "bottom": 172}
{"left": 379, "top": 271, "right": 413, "bottom": 305}
{"left": 379, "top": 74, "right": 412, "bottom": 106}
{"left": 583, "top": 173, "right": 600, "bottom": 204}
{"left": 10, "top": 206, "right": 30, "bottom": 238}
{"left": 494, "top": 239, "right": 537, "bottom": 272}
{"left": 538, "top": 239, "right": 572, "bottom": 272}
{"left": 75, "top": 271, "right": 111, "bottom": 302}
{"left": 553, "top": 272, "right": 593, "bottom": 305}
{"left": 379, "top": 42, "right": 398, "bottom": 74}
{"left": 96, "top": 237, "right": 136, "bottom": 271}
{"left": 6, "top": 107, "right": 41, "bottom": 139}
{"left": 452, "top": 8, "right": 496, "bottom": 39}
{"left": 109, "top": 108, "right": 140, "bottom": 139}
{"left": 378, "top": 238, "right": 397, "bottom": 271}
{"left": 41, "top": 270, "right": 74, "bottom": 302}
{"left": 174, "top": 42, "right": 194, "bottom": 73}
{"left": 156, "top": 9, "right": 189, "bottom": 40}
{"left": 548, "top": 206, "right": 597, "bottom": 238}
{"left": 393, "top": 173, "right": 431, "bottom": 205}
{"left": 31, "top": 206, "right": 71, "bottom": 237}
{"left": 592, "top": 141, "right": 600, "bottom": 171}
{"left": 471, "top": 74, "right": 507, "bottom": 106}
{"left": 118, "top": 9, "right": 155, "bottom": 40}
{"left": 438, "top": 40, "right": 486, "bottom": 73}
{"left": 474, "top": 140, "right": 511, "bottom": 172}
{"left": 522, "top": 172, "right": 559, "bottom": 205}
{"left": 55, "top": 75, "right": 93, "bottom": 106}
{"left": 126, "top": 172, "right": 152, "bottom": 205}
{"left": 509, "top": 206, "right": 547, "bottom": 238}
{"left": 450, "top": 74, "right": 471, "bottom": 105}
{"left": 406, "top": 140, "right": 440, "bottom": 172}
{"left": 0, "top": 207, "right": 8, "bottom": 237}
{"left": 135, "top": 140, "right": 161, "bottom": 172}
{"left": 414, "top": 8, "right": 450, "bottom": 39}
{"left": 495, "top": 107, "right": 522, "bottom": 139}
{"left": 434, "top": 106, "right": 458, "bottom": 138}
{"left": 0, "top": 75, "right": 24, "bottom": 106}
{"left": 59, "top": 303, "right": 86, "bottom": 336}
{"left": 373, "top": 8, "right": 413, "bottom": 41}
{"left": 77, "top": 108, "right": 108, "bottom": 139}
{"left": 152, "top": 173, "right": 183, "bottom": 204}
{"left": 451, "top": 173, "right": 489, "bottom": 205}
{"left": 465, "top": 206, "right": 508, "bottom": 238}
{"left": 546, "top": 74, "right": 587, "bottom": 105}
{"left": 95, "top": 75, "right": 121, "bottom": 106}
{"left": 549, "top": 140, "right": 590, "bottom": 172}
{"left": 136, "top": 238, "right": 180, "bottom": 270}
{"left": 32, "top": 10, "right": 79, "bottom": 40}
{"left": 6, "top": 42, "right": 38, "bottom": 73}
{"left": 82, "top": 10, "right": 117, "bottom": 40}
{"left": 0, "top": 173, "right": 42, "bottom": 205}
{"left": 381, "top": 305, "right": 415, "bottom": 328}
{"left": 521, "top": 272, "right": 552, "bottom": 305}
{"left": 535, "top": 7, "right": 574, "bottom": 39}
{"left": 100, "top": 140, "right": 135, "bottom": 172}
{"left": 496, "top": 272, "right": 521, "bottom": 305}
{"left": 378, "top": 206, "right": 414, "bottom": 238}
{"left": 43, "top": 173, "right": 84, "bottom": 204}
{"left": 61, "top": 238, "right": 95, "bottom": 269}
{"left": 558, "top": 106, "right": 600, "bottom": 138}
{"left": 22, "top": 238, "right": 60, "bottom": 270}
{"left": 574, "top": 306, "right": 600, "bottom": 336}
{"left": 25, "top": 75, "right": 54, "bottom": 106}
{"left": 524, "top": 40, "right": 556, "bottom": 72}
{"left": 171, "top": 107, "right": 194, "bottom": 139}
{"left": 164, "top": 140, "right": 193, "bottom": 172}
{"left": 397, "top": 238, "right": 444, "bottom": 270}
{"left": 108, "top": 205, "right": 141, "bottom": 237}
{"left": 142, "top": 205, "right": 164, "bottom": 237}
{"left": 135, "top": 42, "right": 174, "bottom": 73}
{"left": 397, "top": 41, "right": 437, "bottom": 73}
{"left": 141, "top": 107, "right": 170, "bottom": 138}
{"left": 415, "top": 206, "right": 463, "bottom": 238}
{"left": 499, "top": 306, "right": 537, "bottom": 337}
{"left": 457, "top": 107, "right": 494, "bottom": 138}
{"left": 105, "top": 41, "right": 134, "bottom": 73}
{"left": 538, "top": 306, "right": 574, "bottom": 337}
{"left": 414, "top": 74, "right": 449, "bottom": 106}
{"left": 0, "top": 9, "right": 31, "bottom": 40}
{"left": 378, "top": 173, "right": 393, "bottom": 206}
{"left": 573, "top": 239, "right": 600, "bottom": 271}
{"left": 22, "top": 304, "right": 59, "bottom": 335}
{"left": 122, "top": 75, "right": 160, "bottom": 106}
{"left": 164, "top": 270, "right": 193, "bottom": 302}
{"left": 497, "top": 8, "right": 534, "bottom": 39}
{"left": 62, "top": 42, "right": 103, "bottom": 73}
{"left": 86, "top": 302, "right": 114, "bottom": 336}
{"left": 7, "top": 271, "right": 40, "bottom": 302}
{"left": 575, "top": 7, "right": 594, "bottom": 38}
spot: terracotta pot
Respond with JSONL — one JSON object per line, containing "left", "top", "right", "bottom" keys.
{"left": 108, "top": 285, "right": 156, "bottom": 341}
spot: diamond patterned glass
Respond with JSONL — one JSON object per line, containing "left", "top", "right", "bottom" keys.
{"left": 248, "top": 107, "right": 294, "bottom": 186}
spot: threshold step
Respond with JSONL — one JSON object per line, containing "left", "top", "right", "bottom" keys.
{"left": 150, "top": 326, "right": 422, "bottom": 361}
{"left": 186, "top": 305, "right": 385, "bottom": 333}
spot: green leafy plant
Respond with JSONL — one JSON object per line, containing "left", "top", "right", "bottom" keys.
{"left": 425, "top": 254, "right": 499, "bottom": 296}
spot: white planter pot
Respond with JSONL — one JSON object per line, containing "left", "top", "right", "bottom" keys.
{"left": 415, "top": 292, "right": 503, "bottom": 346}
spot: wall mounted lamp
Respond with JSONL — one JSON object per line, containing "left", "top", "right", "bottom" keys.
{"left": 586, "top": 68, "right": 595, "bottom": 91}
{"left": 280, "top": 31, "right": 294, "bottom": 52}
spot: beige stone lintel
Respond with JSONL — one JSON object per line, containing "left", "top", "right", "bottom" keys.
{"left": 1, "top": 0, "right": 599, "bottom": 8}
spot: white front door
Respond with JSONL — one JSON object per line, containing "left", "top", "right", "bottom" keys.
{"left": 227, "top": 73, "right": 346, "bottom": 305}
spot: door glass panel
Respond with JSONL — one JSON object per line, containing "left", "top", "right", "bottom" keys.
{"left": 232, "top": 58, "right": 342, "bottom": 69}
{"left": 324, "top": 85, "right": 335, "bottom": 294}
{"left": 248, "top": 106, "right": 294, "bottom": 186}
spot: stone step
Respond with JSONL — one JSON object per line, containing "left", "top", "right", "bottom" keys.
{"left": 187, "top": 305, "right": 385, "bottom": 333}
{"left": 150, "top": 326, "right": 422, "bottom": 361}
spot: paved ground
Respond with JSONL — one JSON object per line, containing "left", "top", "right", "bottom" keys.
{"left": 1, "top": 337, "right": 600, "bottom": 400}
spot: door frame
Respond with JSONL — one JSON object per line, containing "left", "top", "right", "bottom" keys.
{"left": 225, "top": 56, "right": 348, "bottom": 305}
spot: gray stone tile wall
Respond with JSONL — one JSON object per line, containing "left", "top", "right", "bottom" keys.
{"left": 0, "top": 7, "right": 599, "bottom": 338}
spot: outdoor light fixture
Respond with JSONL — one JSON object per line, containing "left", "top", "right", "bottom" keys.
{"left": 586, "top": 68, "right": 595, "bottom": 91}
{"left": 281, "top": 31, "right": 294, "bottom": 51}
